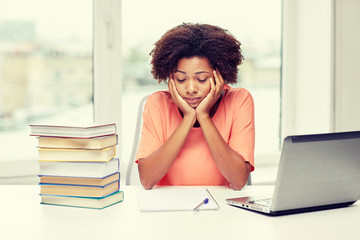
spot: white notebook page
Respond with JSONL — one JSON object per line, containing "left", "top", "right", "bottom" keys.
{"left": 137, "top": 188, "right": 219, "bottom": 212}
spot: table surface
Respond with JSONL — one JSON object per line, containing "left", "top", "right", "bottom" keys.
{"left": 1, "top": 185, "right": 359, "bottom": 240}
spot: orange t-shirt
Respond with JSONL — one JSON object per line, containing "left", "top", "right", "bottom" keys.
{"left": 135, "top": 85, "right": 255, "bottom": 186}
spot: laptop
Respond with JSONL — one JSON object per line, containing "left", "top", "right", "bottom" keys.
{"left": 226, "top": 131, "right": 360, "bottom": 216}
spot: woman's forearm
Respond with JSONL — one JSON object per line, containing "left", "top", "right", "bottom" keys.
{"left": 138, "top": 115, "right": 195, "bottom": 189}
{"left": 197, "top": 114, "right": 251, "bottom": 190}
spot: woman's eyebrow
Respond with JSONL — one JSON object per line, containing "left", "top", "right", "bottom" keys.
{"left": 195, "top": 71, "right": 210, "bottom": 74}
{"left": 175, "top": 70, "right": 210, "bottom": 74}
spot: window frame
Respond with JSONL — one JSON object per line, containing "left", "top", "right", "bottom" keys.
{"left": 93, "top": 0, "right": 122, "bottom": 144}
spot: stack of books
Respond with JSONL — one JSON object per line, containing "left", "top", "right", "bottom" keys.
{"left": 30, "top": 123, "right": 124, "bottom": 209}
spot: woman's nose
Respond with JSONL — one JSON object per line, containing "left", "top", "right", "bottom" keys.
{"left": 186, "top": 80, "right": 198, "bottom": 94}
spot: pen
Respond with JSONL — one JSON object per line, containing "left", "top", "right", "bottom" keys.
{"left": 193, "top": 198, "right": 209, "bottom": 211}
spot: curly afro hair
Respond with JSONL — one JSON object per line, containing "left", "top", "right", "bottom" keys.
{"left": 150, "top": 23, "right": 244, "bottom": 84}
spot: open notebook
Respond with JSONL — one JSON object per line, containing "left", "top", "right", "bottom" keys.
{"left": 137, "top": 188, "right": 219, "bottom": 212}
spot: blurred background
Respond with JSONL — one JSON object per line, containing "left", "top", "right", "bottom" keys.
{"left": 0, "top": 0, "right": 284, "bottom": 184}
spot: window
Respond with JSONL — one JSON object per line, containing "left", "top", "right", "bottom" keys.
{"left": 121, "top": 0, "right": 282, "bottom": 164}
{"left": 0, "top": 0, "right": 93, "bottom": 183}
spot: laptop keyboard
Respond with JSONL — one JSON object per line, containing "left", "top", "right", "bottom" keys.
{"left": 249, "top": 198, "right": 272, "bottom": 207}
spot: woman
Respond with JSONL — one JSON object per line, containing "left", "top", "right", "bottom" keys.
{"left": 135, "top": 23, "right": 255, "bottom": 190}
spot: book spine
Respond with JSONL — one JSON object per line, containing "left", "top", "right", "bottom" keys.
{"left": 32, "top": 122, "right": 121, "bottom": 209}
{"left": 39, "top": 180, "right": 120, "bottom": 188}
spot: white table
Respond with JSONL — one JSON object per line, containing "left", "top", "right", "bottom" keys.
{"left": 1, "top": 185, "right": 359, "bottom": 240}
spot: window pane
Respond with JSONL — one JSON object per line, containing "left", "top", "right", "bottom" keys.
{"left": 121, "top": 0, "right": 281, "bottom": 162}
{"left": 0, "top": 0, "right": 93, "bottom": 183}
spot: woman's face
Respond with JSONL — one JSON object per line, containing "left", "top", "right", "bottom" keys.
{"left": 172, "top": 57, "right": 213, "bottom": 108}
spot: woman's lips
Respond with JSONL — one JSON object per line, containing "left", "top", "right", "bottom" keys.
{"left": 184, "top": 97, "right": 201, "bottom": 105}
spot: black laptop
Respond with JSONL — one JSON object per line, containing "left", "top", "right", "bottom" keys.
{"left": 226, "top": 131, "right": 360, "bottom": 216}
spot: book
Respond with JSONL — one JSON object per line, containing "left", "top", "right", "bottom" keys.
{"left": 39, "top": 158, "right": 119, "bottom": 178}
{"left": 41, "top": 191, "right": 124, "bottom": 209}
{"left": 40, "top": 180, "right": 119, "bottom": 197}
{"left": 137, "top": 188, "right": 219, "bottom": 212}
{"left": 39, "top": 172, "right": 120, "bottom": 186}
{"left": 37, "top": 134, "right": 118, "bottom": 150}
{"left": 38, "top": 146, "right": 115, "bottom": 162}
{"left": 30, "top": 122, "right": 116, "bottom": 138}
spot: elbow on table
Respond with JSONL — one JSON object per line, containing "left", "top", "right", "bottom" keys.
{"left": 142, "top": 184, "right": 154, "bottom": 190}
{"left": 230, "top": 162, "right": 253, "bottom": 190}
{"left": 140, "top": 177, "right": 156, "bottom": 190}
{"left": 230, "top": 178, "right": 248, "bottom": 190}
{"left": 231, "top": 183, "right": 246, "bottom": 191}
{"left": 137, "top": 160, "right": 156, "bottom": 190}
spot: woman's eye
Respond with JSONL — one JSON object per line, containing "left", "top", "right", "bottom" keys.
{"left": 198, "top": 78, "right": 207, "bottom": 82}
{"left": 176, "top": 79, "right": 186, "bottom": 82}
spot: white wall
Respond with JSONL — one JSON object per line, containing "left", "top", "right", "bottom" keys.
{"left": 269, "top": 0, "right": 360, "bottom": 185}
{"left": 282, "top": 0, "right": 334, "bottom": 138}
{"left": 282, "top": 0, "right": 360, "bottom": 139}
{"left": 334, "top": 0, "right": 360, "bottom": 132}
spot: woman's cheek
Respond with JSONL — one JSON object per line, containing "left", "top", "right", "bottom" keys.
{"left": 174, "top": 83, "right": 185, "bottom": 97}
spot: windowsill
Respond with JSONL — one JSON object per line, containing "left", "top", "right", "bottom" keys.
{"left": 252, "top": 152, "right": 280, "bottom": 185}
{"left": 1, "top": 153, "right": 281, "bottom": 185}
{"left": 0, "top": 159, "right": 39, "bottom": 184}
{"left": 0, "top": 175, "right": 39, "bottom": 185}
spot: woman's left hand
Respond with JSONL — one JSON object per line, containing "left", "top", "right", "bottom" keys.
{"left": 196, "top": 69, "right": 224, "bottom": 117}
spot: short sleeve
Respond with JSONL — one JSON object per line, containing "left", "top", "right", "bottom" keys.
{"left": 135, "top": 92, "right": 168, "bottom": 162}
{"left": 228, "top": 89, "right": 255, "bottom": 171}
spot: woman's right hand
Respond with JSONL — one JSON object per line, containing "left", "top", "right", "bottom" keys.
{"left": 168, "top": 79, "right": 196, "bottom": 124}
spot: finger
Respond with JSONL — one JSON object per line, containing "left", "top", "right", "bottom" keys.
{"left": 168, "top": 78, "right": 172, "bottom": 90}
{"left": 215, "top": 69, "right": 225, "bottom": 86}
{"left": 168, "top": 79, "right": 173, "bottom": 94}
{"left": 209, "top": 77, "right": 216, "bottom": 95}
{"left": 169, "top": 79, "right": 183, "bottom": 102}
{"left": 213, "top": 70, "right": 221, "bottom": 91}
{"left": 169, "top": 79, "right": 176, "bottom": 100}
{"left": 213, "top": 70, "right": 223, "bottom": 95}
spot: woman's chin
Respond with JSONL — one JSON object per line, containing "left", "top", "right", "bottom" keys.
{"left": 189, "top": 103, "right": 200, "bottom": 108}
